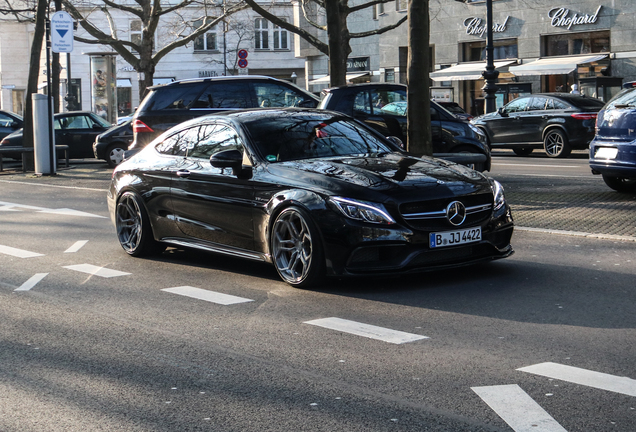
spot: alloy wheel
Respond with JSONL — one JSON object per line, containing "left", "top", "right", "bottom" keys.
{"left": 116, "top": 193, "right": 143, "bottom": 254}
{"left": 272, "top": 209, "right": 314, "bottom": 285}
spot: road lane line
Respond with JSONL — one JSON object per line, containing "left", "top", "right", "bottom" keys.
{"left": 62, "top": 264, "right": 131, "bottom": 278}
{"left": 518, "top": 362, "right": 636, "bottom": 397}
{"left": 64, "top": 240, "right": 88, "bottom": 253}
{"left": 472, "top": 384, "right": 567, "bottom": 432}
{"left": 303, "top": 317, "right": 428, "bottom": 344}
{"left": 494, "top": 163, "right": 578, "bottom": 168}
{"left": 14, "top": 273, "right": 49, "bottom": 291}
{"left": 0, "top": 245, "right": 44, "bottom": 258}
{"left": 161, "top": 286, "right": 254, "bottom": 305}
{"left": 0, "top": 180, "right": 104, "bottom": 192}
{"left": 0, "top": 200, "right": 106, "bottom": 218}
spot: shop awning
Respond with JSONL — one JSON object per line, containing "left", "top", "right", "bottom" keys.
{"left": 430, "top": 60, "right": 517, "bottom": 81}
{"left": 309, "top": 72, "right": 369, "bottom": 85}
{"left": 509, "top": 54, "right": 608, "bottom": 76}
{"left": 116, "top": 79, "right": 132, "bottom": 88}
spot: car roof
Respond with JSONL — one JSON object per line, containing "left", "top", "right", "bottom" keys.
{"left": 148, "top": 75, "right": 297, "bottom": 90}
{"left": 321, "top": 83, "right": 407, "bottom": 93}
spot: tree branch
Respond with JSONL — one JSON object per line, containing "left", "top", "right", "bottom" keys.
{"left": 351, "top": 15, "right": 407, "bottom": 38}
{"left": 348, "top": 0, "right": 394, "bottom": 14}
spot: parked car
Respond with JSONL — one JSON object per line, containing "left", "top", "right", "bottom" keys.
{"left": 0, "top": 110, "right": 24, "bottom": 142}
{"left": 471, "top": 93, "right": 605, "bottom": 158}
{"left": 437, "top": 101, "right": 473, "bottom": 121}
{"left": 0, "top": 111, "right": 111, "bottom": 159}
{"left": 317, "top": 83, "right": 491, "bottom": 171}
{"left": 108, "top": 108, "right": 514, "bottom": 288}
{"left": 589, "top": 86, "right": 636, "bottom": 192}
{"left": 93, "top": 120, "right": 134, "bottom": 167}
{"left": 130, "top": 75, "right": 320, "bottom": 151}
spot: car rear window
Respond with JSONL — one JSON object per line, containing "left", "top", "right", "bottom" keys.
{"left": 563, "top": 96, "right": 605, "bottom": 110}
{"left": 605, "top": 88, "right": 636, "bottom": 109}
{"left": 139, "top": 83, "right": 204, "bottom": 111}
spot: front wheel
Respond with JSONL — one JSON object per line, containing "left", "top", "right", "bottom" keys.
{"left": 106, "top": 143, "right": 127, "bottom": 168}
{"left": 544, "top": 129, "right": 571, "bottom": 158}
{"left": 602, "top": 175, "right": 636, "bottom": 193}
{"left": 271, "top": 207, "right": 324, "bottom": 288}
{"left": 115, "top": 191, "right": 165, "bottom": 257}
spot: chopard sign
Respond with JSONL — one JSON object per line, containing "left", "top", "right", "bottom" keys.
{"left": 464, "top": 16, "right": 509, "bottom": 38}
{"left": 549, "top": 5, "right": 602, "bottom": 30}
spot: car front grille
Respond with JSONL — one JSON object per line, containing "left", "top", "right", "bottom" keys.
{"left": 399, "top": 193, "right": 493, "bottom": 231}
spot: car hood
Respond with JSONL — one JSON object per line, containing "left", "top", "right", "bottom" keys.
{"left": 471, "top": 111, "right": 499, "bottom": 123}
{"left": 264, "top": 153, "right": 490, "bottom": 202}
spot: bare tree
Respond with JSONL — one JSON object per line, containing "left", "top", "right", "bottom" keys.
{"left": 244, "top": 0, "right": 407, "bottom": 87}
{"left": 61, "top": 0, "right": 248, "bottom": 100}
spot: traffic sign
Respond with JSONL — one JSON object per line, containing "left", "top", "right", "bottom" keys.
{"left": 51, "top": 11, "right": 74, "bottom": 53}
{"left": 238, "top": 49, "right": 248, "bottom": 59}
{"left": 238, "top": 58, "right": 248, "bottom": 68}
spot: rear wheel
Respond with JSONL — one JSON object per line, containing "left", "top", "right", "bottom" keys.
{"left": 602, "top": 175, "right": 636, "bottom": 193}
{"left": 106, "top": 143, "right": 127, "bottom": 168}
{"left": 271, "top": 206, "right": 324, "bottom": 288}
{"left": 512, "top": 147, "right": 533, "bottom": 156}
{"left": 115, "top": 191, "right": 165, "bottom": 256}
{"left": 544, "top": 129, "right": 571, "bottom": 158}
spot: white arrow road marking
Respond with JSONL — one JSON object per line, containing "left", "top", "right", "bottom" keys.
{"left": 14, "top": 273, "right": 49, "bottom": 291}
{"left": 0, "top": 245, "right": 44, "bottom": 258}
{"left": 303, "top": 317, "right": 428, "bottom": 344}
{"left": 0, "top": 200, "right": 106, "bottom": 218}
{"left": 162, "top": 286, "right": 254, "bottom": 305}
{"left": 64, "top": 240, "right": 88, "bottom": 253}
{"left": 472, "top": 384, "right": 567, "bottom": 432}
{"left": 63, "top": 264, "right": 131, "bottom": 278}
{"left": 518, "top": 362, "right": 636, "bottom": 397}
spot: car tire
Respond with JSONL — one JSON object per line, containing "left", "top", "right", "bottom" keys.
{"left": 543, "top": 129, "right": 571, "bottom": 158}
{"left": 115, "top": 191, "right": 165, "bottom": 257}
{"left": 601, "top": 175, "right": 636, "bottom": 193}
{"left": 512, "top": 147, "right": 533, "bottom": 156}
{"left": 270, "top": 206, "right": 324, "bottom": 288}
{"left": 106, "top": 143, "right": 127, "bottom": 168}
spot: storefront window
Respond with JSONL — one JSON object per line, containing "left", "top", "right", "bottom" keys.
{"left": 461, "top": 39, "right": 518, "bottom": 62}
{"left": 542, "top": 31, "right": 610, "bottom": 57}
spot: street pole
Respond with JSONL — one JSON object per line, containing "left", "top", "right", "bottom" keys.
{"left": 45, "top": 17, "right": 55, "bottom": 175}
{"left": 482, "top": 0, "right": 499, "bottom": 114}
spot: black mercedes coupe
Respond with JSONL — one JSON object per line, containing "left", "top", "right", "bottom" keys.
{"left": 108, "top": 109, "right": 514, "bottom": 287}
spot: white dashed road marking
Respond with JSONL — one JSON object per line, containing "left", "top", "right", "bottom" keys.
{"left": 64, "top": 240, "right": 89, "bottom": 253}
{"left": 161, "top": 286, "right": 254, "bottom": 305}
{"left": 63, "top": 264, "right": 131, "bottom": 278}
{"left": 518, "top": 362, "right": 636, "bottom": 397}
{"left": 0, "top": 245, "right": 44, "bottom": 258}
{"left": 472, "top": 384, "right": 567, "bottom": 432}
{"left": 14, "top": 273, "right": 49, "bottom": 291}
{"left": 0, "top": 200, "right": 106, "bottom": 218}
{"left": 303, "top": 317, "right": 428, "bottom": 344}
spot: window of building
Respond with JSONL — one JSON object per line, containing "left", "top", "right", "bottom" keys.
{"left": 396, "top": 0, "right": 407, "bottom": 11}
{"left": 385, "top": 68, "right": 395, "bottom": 83}
{"left": 194, "top": 17, "right": 218, "bottom": 51}
{"left": 130, "top": 20, "right": 142, "bottom": 45}
{"left": 273, "top": 21, "right": 288, "bottom": 50}
{"left": 461, "top": 39, "right": 518, "bottom": 62}
{"left": 378, "top": 3, "right": 384, "bottom": 14}
{"left": 542, "top": 30, "right": 610, "bottom": 57}
{"left": 255, "top": 18, "right": 269, "bottom": 50}
{"left": 12, "top": 89, "right": 25, "bottom": 115}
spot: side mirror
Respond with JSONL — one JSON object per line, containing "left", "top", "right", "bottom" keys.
{"left": 385, "top": 136, "right": 404, "bottom": 149}
{"left": 298, "top": 99, "right": 318, "bottom": 108}
{"left": 10, "top": 121, "right": 22, "bottom": 129}
{"left": 210, "top": 149, "right": 242, "bottom": 169}
{"left": 498, "top": 107, "right": 507, "bottom": 117}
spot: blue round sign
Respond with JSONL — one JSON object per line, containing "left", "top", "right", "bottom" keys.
{"left": 238, "top": 49, "right": 248, "bottom": 59}
{"left": 238, "top": 58, "right": 248, "bottom": 68}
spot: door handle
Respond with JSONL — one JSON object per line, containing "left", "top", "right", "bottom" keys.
{"left": 513, "top": 116, "right": 521, "bottom": 120}
{"left": 176, "top": 170, "right": 191, "bottom": 178}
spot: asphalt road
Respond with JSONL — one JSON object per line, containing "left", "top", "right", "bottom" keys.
{"left": 0, "top": 155, "right": 634, "bottom": 432}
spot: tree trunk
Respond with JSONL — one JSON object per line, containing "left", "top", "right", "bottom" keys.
{"left": 22, "top": 0, "right": 48, "bottom": 170}
{"left": 407, "top": 0, "right": 432, "bottom": 156}
{"left": 325, "top": 0, "right": 350, "bottom": 87}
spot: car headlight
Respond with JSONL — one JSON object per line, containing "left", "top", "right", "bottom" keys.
{"left": 330, "top": 197, "right": 395, "bottom": 225}
{"left": 490, "top": 179, "right": 506, "bottom": 213}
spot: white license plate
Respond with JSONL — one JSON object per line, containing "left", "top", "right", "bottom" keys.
{"left": 430, "top": 227, "right": 482, "bottom": 248}
{"left": 595, "top": 147, "right": 618, "bottom": 159}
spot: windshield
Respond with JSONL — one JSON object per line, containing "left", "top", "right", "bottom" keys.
{"left": 243, "top": 114, "right": 396, "bottom": 162}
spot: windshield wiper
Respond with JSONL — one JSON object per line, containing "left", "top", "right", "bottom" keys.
{"left": 613, "top": 103, "right": 636, "bottom": 109}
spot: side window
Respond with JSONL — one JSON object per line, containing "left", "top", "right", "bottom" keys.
{"left": 253, "top": 82, "right": 306, "bottom": 108}
{"left": 0, "top": 113, "right": 13, "bottom": 127}
{"left": 63, "top": 116, "right": 91, "bottom": 129}
{"left": 553, "top": 99, "right": 569, "bottom": 110}
{"left": 504, "top": 97, "right": 529, "bottom": 114}
{"left": 353, "top": 91, "right": 371, "bottom": 114}
{"left": 188, "top": 124, "right": 244, "bottom": 159}
{"left": 528, "top": 97, "right": 548, "bottom": 111}
{"left": 145, "top": 85, "right": 202, "bottom": 111}
{"left": 545, "top": 98, "right": 554, "bottom": 110}
{"left": 370, "top": 89, "right": 406, "bottom": 114}
{"left": 193, "top": 82, "right": 251, "bottom": 109}
{"left": 155, "top": 127, "right": 199, "bottom": 157}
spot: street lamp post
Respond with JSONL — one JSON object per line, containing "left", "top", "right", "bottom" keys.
{"left": 482, "top": 0, "right": 499, "bottom": 114}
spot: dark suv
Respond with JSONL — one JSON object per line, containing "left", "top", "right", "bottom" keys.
{"left": 589, "top": 87, "right": 636, "bottom": 192}
{"left": 471, "top": 93, "right": 605, "bottom": 158}
{"left": 130, "top": 75, "right": 320, "bottom": 150}
{"left": 317, "top": 83, "right": 490, "bottom": 171}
